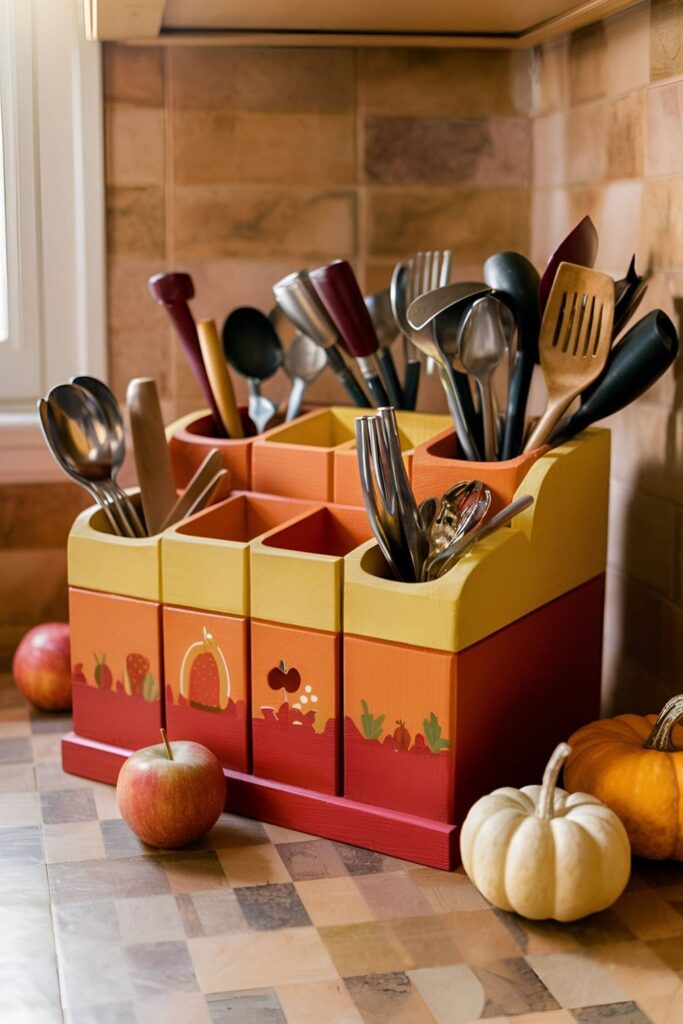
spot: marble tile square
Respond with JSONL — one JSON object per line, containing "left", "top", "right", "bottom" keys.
{"left": 409, "top": 867, "right": 491, "bottom": 913}
{"left": 64, "top": 1004, "right": 136, "bottom": 1024}
{"left": 319, "top": 921, "right": 413, "bottom": 977}
{"left": 35, "top": 761, "right": 89, "bottom": 792}
{"left": 189, "top": 927, "right": 338, "bottom": 992}
{"left": 54, "top": 897, "right": 120, "bottom": 943}
{"left": 408, "top": 964, "right": 487, "bottom": 1023}
{"left": 31, "top": 734, "right": 64, "bottom": 763}
{"left": 0, "top": 737, "right": 33, "bottom": 764}
{"left": 0, "top": 825, "right": 44, "bottom": 863}
{"left": 276, "top": 839, "right": 349, "bottom": 881}
{"left": 0, "top": 893, "right": 56, "bottom": 956}
{"left": 0, "top": 789, "right": 41, "bottom": 826}
{"left": 295, "top": 876, "right": 373, "bottom": 928}
{"left": 471, "top": 956, "right": 560, "bottom": 1017}
{"left": 29, "top": 712, "right": 71, "bottom": 735}
{"left": 176, "top": 890, "right": 248, "bottom": 938}
{"left": 572, "top": 1002, "right": 653, "bottom": 1023}
{"left": 0, "top": 861, "right": 48, "bottom": 896}
{"left": 431, "top": 909, "right": 520, "bottom": 964}
{"left": 162, "top": 851, "right": 229, "bottom": 894}
{"left": 613, "top": 891, "right": 683, "bottom": 941}
{"left": 41, "top": 788, "right": 97, "bottom": 824}
{"left": 58, "top": 937, "right": 134, "bottom": 1011}
{"left": 125, "top": 940, "right": 198, "bottom": 999}
{"left": 234, "top": 882, "right": 311, "bottom": 931}
{"left": 493, "top": 909, "right": 582, "bottom": 956}
{"left": 204, "top": 814, "right": 268, "bottom": 848}
{"left": 206, "top": 987, "right": 285, "bottom": 1023}
{"left": 217, "top": 841, "right": 290, "bottom": 888}
{"left": 0, "top": 953, "right": 61, "bottom": 1011}
{"left": 331, "top": 842, "right": 406, "bottom": 877}
{"left": 90, "top": 781, "right": 122, "bottom": 820}
{"left": 276, "top": 979, "right": 363, "bottom": 1023}
{"left": 344, "top": 971, "right": 434, "bottom": 1023}
{"left": 527, "top": 951, "right": 629, "bottom": 1009}
{"left": 0, "top": 717, "right": 31, "bottom": 738}
{"left": 49, "top": 855, "right": 171, "bottom": 903}
{"left": 101, "top": 818, "right": 151, "bottom": 858}
{"left": 390, "top": 914, "right": 465, "bottom": 969}
{"left": 353, "top": 871, "right": 434, "bottom": 921}
{"left": 136, "top": 991, "right": 213, "bottom": 1024}
{"left": 116, "top": 893, "right": 185, "bottom": 945}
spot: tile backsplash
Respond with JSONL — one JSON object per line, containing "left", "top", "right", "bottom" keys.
{"left": 4, "top": 1, "right": 683, "bottom": 719}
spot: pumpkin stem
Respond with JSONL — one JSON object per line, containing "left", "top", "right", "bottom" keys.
{"left": 537, "top": 742, "right": 571, "bottom": 821}
{"left": 643, "top": 694, "right": 683, "bottom": 752}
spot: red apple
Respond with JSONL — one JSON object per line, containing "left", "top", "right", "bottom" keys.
{"left": 12, "top": 622, "right": 72, "bottom": 711}
{"left": 117, "top": 731, "right": 226, "bottom": 848}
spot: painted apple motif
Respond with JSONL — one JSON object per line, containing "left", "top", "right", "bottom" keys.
{"left": 12, "top": 622, "right": 72, "bottom": 711}
{"left": 117, "top": 731, "right": 225, "bottom": 848}
{"left": 267, "top": 660, "right": 301, "bottom": 695}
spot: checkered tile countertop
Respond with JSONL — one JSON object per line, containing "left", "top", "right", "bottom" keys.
{"left": 2, "top": 683, "right": 683, "bottom": 1024}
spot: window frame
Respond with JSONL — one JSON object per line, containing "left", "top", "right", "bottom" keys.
{"left": 0, "top": 0, "right": 106, "bottom": 482}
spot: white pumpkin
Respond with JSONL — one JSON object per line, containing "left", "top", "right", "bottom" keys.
{"left": 460, "top": 742, "right": 631, "bottom": 922}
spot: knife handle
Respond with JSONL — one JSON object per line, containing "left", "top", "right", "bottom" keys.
{"left": 325, "top": 346, "right": 370, "bottom": 407}
{"left": 402, "top": 361, "right": 421, "bottom": 410}
{"left": 501, "top": 350, "right": 535, "bottom": 460}
{"left": 364, "top": 374, "right": 391, "bottom": 409}
{"left": 377, "top": 349, "right": 404, "bottom": 409}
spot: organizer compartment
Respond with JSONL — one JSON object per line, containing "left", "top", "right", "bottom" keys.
{"left": 251, "top": 407, "right": 359, "bottom": 501}
{"left": 333, "top": 411, "right": 452, "bottom": 507}
{"left": 168, "top": 408, "right": 255, "bottom": 491}
{"left": 250, "top": 504, "right": 372, "bottom": 793}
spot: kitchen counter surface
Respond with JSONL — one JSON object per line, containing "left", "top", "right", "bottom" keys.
{"left": 1, "top": 682, "right": 682, "bottom": 1024}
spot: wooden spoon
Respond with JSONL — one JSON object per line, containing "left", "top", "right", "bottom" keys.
{"left": 126, "top": 377, "right": 178, "bottom": 535}
{"left": 196, "top": 319, "right": 244, "bottom": 438}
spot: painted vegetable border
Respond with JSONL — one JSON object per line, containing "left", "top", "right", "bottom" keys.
{"left": 359, "top": 700, "right": 451, "bottom": 754}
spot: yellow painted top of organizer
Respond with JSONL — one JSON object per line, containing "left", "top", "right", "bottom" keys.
{"left": 68, "top": 498, "right": 162, "bottom": 603}
{"left": 344, "top": 428, "right": 610, "bottom": 653}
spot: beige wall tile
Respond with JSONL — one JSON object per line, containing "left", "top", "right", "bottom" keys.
{"left": 568, "top": 23, "right": 607, "bottom": 103}
{"left": 109, "top": 324, "right": 174, "bottom": 402}
{"left": 567, "top": 102, "right": 607, "bottom": 183}
{"left": 532, "top": 113, "right": 567, "bottom": 188}
{"left": 172, "top": 111, "right": 356, "bottom": 188}
{"left": 647, "top": 81, "right": 683, "bottom": 178}
{"left": 103, "top": 45, "right": 164, "bottom": 106}
{"left": 643, "top": 177, "right": 683, "bottom": 269}
{"left": 530, "top": 187, "right": 572, "bottom": 266}
{"left": 366, "top": 187, "right": 528, "bottom": 260}
{"left": 169, "top": 48, "right": 356, "bottom": 113}
{"left": 106, "top": 185, "right": 165, "bottom": 259}
{"left": 531, "top": 38, "right": 569, "bottom": 116}
{"left": 107, "top": 258, "right": 170, "bottom": 333}
{"left": 608, "top": 480, "right": 676, "bottom": 596}
{"left": 608, "top": 396, "right": 683, "bottom": 504}
{"left": 569, "top": 180, "right": 643, "bottom": 275}
{"left": 604, "top": 2, "right": 650, "bottom": 97}
{"left": 359, "top": 48, "right": 529, "bottom": 118}
{"left": 105, "top": 104, "right": 165, "bottom": 187}
{"left": 172, "top": 185, "right": 355, "bottom": 261}
{"left": 606, "top": 91, "right": 645, "bottom": 180}
{"left": 651, "top": 0, "right": 683, "bottom": 82}
{"left": 364, "top": 116, "right": 529, "bottom": 187}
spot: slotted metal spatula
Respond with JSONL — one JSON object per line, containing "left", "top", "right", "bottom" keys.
{"left": 524, "top": 262, "right": 615, "bottom": 453}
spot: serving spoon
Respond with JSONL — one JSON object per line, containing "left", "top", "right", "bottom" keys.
{"left": 222, "top": 307, "right": 282, "bottom": 433}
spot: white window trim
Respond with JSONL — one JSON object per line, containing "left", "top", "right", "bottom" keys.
{"left": 0, "top": 0, "right": 106, "bottom": 484}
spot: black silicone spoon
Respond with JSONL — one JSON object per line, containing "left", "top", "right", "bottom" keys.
{"left": 222, "top": 307, "right": 283, "bottom": 433}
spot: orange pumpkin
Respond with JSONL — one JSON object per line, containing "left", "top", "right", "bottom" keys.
{"left": 565, "top": 694, "right": 683, "bottom": 860}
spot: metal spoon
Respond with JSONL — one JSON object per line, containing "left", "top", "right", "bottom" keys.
{"left": 423, "top": 482, "right": 491, "bottom": 579}
{"left": 428, "top": 494, "right": 534, "bottom": 579}
{"left": 38, "top": 398, "right": 123, "bottom": 537}
{"left": 46, "top": 385, "right": 137, "bottom": 537}
{"left": 365, "top": 289, "right": 403, "bottom": 409}
{"left": 458, "top": 296, "right": 510, "bottom": 461}
{"left": 283, "top": 333, "right": 326, "bottom": 422}
{"left": 70, "top": 376, "right": 146, "bottom": 536}
{"left": 222, "top": 307, "right": 282, "bottom": 433}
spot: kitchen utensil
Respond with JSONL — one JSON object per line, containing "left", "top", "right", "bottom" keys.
{"left": 395, "top": 250, "right": 453, "bottom": 409}
{"left": 126, "top": 377, "right": 178, "bottom": 535}
{"left": 158, "top": 448, "right": 224, "bottom": 531}
{"left": 148, "top": 272, "right": 226, "bottom": 437}
{"left": 402, "top": 294, "right": 482, "bottom": 462}
{"left": 70, "top": 375, "right": 146, "bottom": 536}
{"left": 367, "top": 415, "right": 416, "bottom": 580}
{"left": 458, "top": 296, "right": 510, "bottom": 461}
{"left": 222, "top": 307, "right": 282, "bottom": 433}
{"left": 524, "top": 262, "right": 615, "bottom": 453}
{"left": 613, "top": 256, "right": 648, "bottom": 339}
{"left": 196, "top": 319, "right": 244, "bottom": 439}
{"left": 377, "top": 407, "right": 424, "bottom": 581}
{"left": 309, "top": 261, "right": 390, "bottom": 408}
{"left": 355, "top": 416, "right": 404, "bottom": 581}
{"left": 538, "top": 216, "right": 598, "bottom": 313}
{"left": 283, "top": 333, "right": 327, "bottom": 421}
{"left": 184, "top": 468, "right": 231, "bottom": 520}
{"left": 550, "top": 309, "right": 679, "bottom": 446}
{"left": 483, "top": 252, "right": 541, "bottom": 459}
{"left": 427, "top": 494, "right": 534, "bottom": 579}
{"left": 406, "top": 282, "right": 492, "bottom": 334}
{"left": 273, "top": 270, "right": 369, "bottom": 408}
{"left": 38, "top": 398, "right": 123, "bottom": 538}
{"left": 365, "top": 289, "right": 404, "bottom": 409}
{"left": 423, "top": 480, "right": 491, "bottom": 579}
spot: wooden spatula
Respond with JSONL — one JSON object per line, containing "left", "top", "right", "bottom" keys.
{"left": 197, "top": 319, "right": 244, "bottom": 438}
{"left": 127, "top": 377, "right": 178, "bottom": 535}
{"left": 524, "top": 262, "right": 615, "bottom": 453}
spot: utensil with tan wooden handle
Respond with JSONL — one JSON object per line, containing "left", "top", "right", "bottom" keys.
{"left": 524, "top": 262, "right": 615, "bottom": 453}
{"left": 126, "top": 377, "right": 178, "bottom": 535}
{"left": 196, "top": 319, "right": 244, "bottom": 438}
{"left": 159, "top": 448, "right": 225, "bottom": 531}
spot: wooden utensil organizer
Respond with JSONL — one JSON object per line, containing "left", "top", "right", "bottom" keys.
{"left": 63, "top": 407, "right": 610, "bottom": 870}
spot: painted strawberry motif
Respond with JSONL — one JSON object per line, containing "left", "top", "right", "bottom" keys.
{"left": 125, "top": 653, "right": 150, "bottom": 697}
{"left": 189, "top": 651, "right": 220, "bottom": 710}
{"left": 93, "top": 653, "right": 112, "bottom": 690}
{"left": 72, "top": 662, "right": 87, "bottom": 686}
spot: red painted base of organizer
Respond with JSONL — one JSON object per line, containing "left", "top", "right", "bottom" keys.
{"left": 61, "top": 731, "right": 458, "bottom": 870}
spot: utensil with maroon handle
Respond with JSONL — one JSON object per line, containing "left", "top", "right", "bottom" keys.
{"left": 309, "top": 260, "right": 390, "bottom": 408}
{"left": 524, "top": 262, "right": 615, "bottom": 453}
{"left": 273, "top": 270, "right": 370, "bottom": 408}
{"left": 196, "top": 319, "right": 244, "bottom": 438}
{"left": 126, "top": 376, "right": 178, "bottom": 535}
{"left": 538, "top": 216, "right": 598, "bottom": 314}
{"left": 148, "top": 272, "right": 226, "bottom": 437}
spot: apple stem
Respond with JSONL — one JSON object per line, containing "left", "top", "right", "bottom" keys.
{"left": 160, "top": 728, "right": 174, "bottom": 761}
